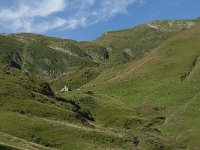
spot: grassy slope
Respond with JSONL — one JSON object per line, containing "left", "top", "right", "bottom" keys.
{"left": 1, "top": 19, "right": 196, "bottom": 79}
{"left": 48, "top": 20, "right": 200, "bottom": 149}
{"left": 94, "top": 19, "right": 198, "bottom": 63}
{"left": 0, "top": 34, "right": 98, "bottom": 78}
{"left": 82, "top": 22, "right": 200, "bottom": 149}
{"left": 1, "top": 19, "right": 200, "bottom": 150}
{"left": 50, "top": 19, "right": 198, "bottom": 91}
{"left": 0, "top": 66, "right": 132, "bottom": 150}
{"left": 50, "top": 67, "right": 103, "bottom": 91}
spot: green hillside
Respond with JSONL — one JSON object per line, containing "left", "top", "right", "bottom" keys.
{"left": 94, "top": 19, "right": 198, "bottom": 63}
{"left": 0, "top": 18, "right": 200, "bottom": 150}
{"left": 0, "top": 34, "right": 98, "bottom": 78}
{"left": 0, "top": 19, "right": 197, "bottom": 79}
{"left": 0, "top": 66, "right": 133, "bottom": 150}
{"left": 83, "top": 20, "right": 200, "bottom": 149}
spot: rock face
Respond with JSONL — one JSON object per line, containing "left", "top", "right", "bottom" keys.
{"left": 39, "top": 82, "right": 54, "bottom": 96}
{"left": 147, "top": 20, "right": 195, "bottom": 32}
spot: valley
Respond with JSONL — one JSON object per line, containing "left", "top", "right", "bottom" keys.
{"left": 0, "top": 18, "right": 200, "bottom": 150}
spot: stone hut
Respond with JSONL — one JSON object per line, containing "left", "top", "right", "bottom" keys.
{"left": 60, "top": 85, "right": 69, "bottom": 92}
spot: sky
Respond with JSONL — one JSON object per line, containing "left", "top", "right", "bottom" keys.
{"left": 0, "top": 0, "right": 199, "bottom": 41}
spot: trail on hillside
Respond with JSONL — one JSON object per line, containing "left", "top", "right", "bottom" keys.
{"left": 0, "top": 132, "right": 57, "bottom": 150}
{"left": 108, "top": 46, "right": 160, "bottom": 82}
{"left": 185, "top": 56, "right": 200, "bottom": 80}
{"left": 81, "top": 45, "right": 162, "bottom": 90}
{"left": 164, "top": 92, "right": 200, "bottom": 124}
{"left": 37, "top": 117, "right": 125, "bottom": 138}
{"left": 97, "top": 93, "right": 134, "bottom": 110}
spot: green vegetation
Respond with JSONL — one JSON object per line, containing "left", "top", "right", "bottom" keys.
{"left": 1, "top": 19, "right": 197, "bottom": 78}
{"left": 51, "top": 67, "right": 102, "bottom": 91}
{"left": 0, "top": 18, "right": 200, "bottom": 149}
{"left": 86, "top": 20, "right": 200, "bottom": 149}
{"left": 0, "top": 66, "right": 132, "bottom": 150}
{"left": 0, "top": 34, "right": 97, "bottom": 78}
{"left": 94, "top": 19, "right": 198, "bottom": 63}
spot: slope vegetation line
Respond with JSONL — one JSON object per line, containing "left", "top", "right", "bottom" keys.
{"left": 164, "top": 92, "right": 200, "bottom": 124}
{"left": 185, "top": 55, "right": 199, "bottom": 80}
{"left": 0, "top": 132, "right": 57, "bottom": 150}
{"left": 108, "top": 45, "right": 163, "bottom": 82}
{"left": 107, "top": 25, "right": 198, "bottom": 82}
{"left": 38, "top": 117, "right": 124, "bottom": 138}
{"left": 97, "top": 93, "right": 134, "bottom": 110}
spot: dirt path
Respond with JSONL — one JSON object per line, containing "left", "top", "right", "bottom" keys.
{"left": 37, "top": 117, "right": 125, "bottom": 138}
{"left": 185, "top": 56, "right": 199, "bottom": 80}
{"left": 164, "top": 92, "right": 199, "bottom": 124}
{"left": 0, "top": 132, "right": 56, "bottom": 150}
{"left": 108, "top": 46, "right": 161, "bottom": 82}
{"left": 97, "top": 93, "right": 134, "bottom": 110}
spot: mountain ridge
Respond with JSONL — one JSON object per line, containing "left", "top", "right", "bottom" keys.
{"left": 1, "top": 18, "right": 199, "bottom": 79}
{"left": 0, "top": 17, "right": 200, "bottom": 150}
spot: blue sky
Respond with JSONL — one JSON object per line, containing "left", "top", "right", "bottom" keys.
{"left": 0, "top": 0, "right": 199, "bottom": 41}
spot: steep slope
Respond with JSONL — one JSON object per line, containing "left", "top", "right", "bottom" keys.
{"left": 1, "top": 18, "right": 200, "bottom": 150}
{"left": 0, "top": 66, "right": 133, "bottom": 150}
{"left": 50, "top": 67, "right": 102, "bottom": 91}
{"left": 0, "top": 19, "right": 198, "bottom": 79}
{"left": 94, "top": 19, "right": 198, "bottom": 63}
{"left": 0, "top": 34, "right": 98, "bottom": 78}
{"left": 48, "top": 19, "right": 199, "bottom": 91}
{"left": 82, "top": 21, "right": 200, "bottom": 149}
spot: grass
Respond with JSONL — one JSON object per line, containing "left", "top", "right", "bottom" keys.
{"left": 50, "top": 67, "right": 102, "bottom": 91}
{"left": 94, "top": 19, "right": 198, "bottom": 63}
{"left": 0, "top": 34, "right": 98, "bottom": 78}
{"left": 1, "top": 19, "right": 197, "bottom": 78}
{"left": 82, "top": 21, "right": 200, "bottom": 149}
{"left": 0, "top": 18, "right": 200, "bottom": 149}
{"left": 0, "top": 66, "right": 133, "bottom": 150}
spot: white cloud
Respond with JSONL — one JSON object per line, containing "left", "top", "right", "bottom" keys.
{"left": 0, "top": 0, "right": 138, "bottom": 33}
{"left": 0, "top": 0, "right": 66, "bottom": 32}
{"left": 0, "top": 0, "right": 66, "bottom": 19}
{"left": 91, "top": 0, "right": 137, "bottom": 22}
